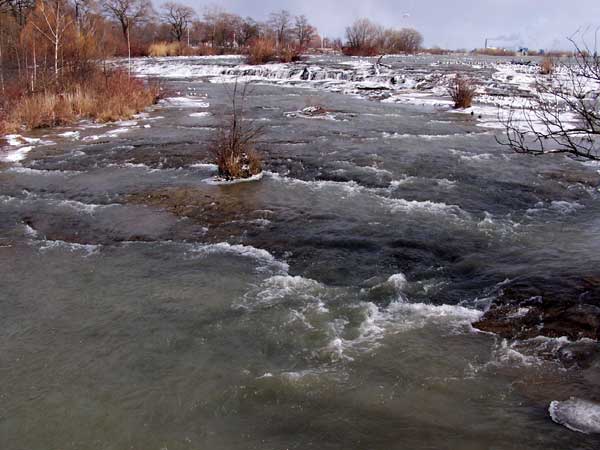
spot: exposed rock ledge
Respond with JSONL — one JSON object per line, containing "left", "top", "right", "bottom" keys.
{"left": 473, "top": 277, "right": 600, "bottom": 344}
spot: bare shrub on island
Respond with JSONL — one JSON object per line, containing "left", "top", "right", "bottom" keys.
{"left": 449, "top": 75, "right": 476, "bottom": 109}
{"left": 210, "top": 80, "right": 263, "bottom": 181}
{"left": 245, "top": 38, "right": 303, "bottom": 65}
{"left": 278, "top": 45, "right": 303, "bottom": 63}
{"left": 540, "top": 56, "right": 555, "bottom": 75}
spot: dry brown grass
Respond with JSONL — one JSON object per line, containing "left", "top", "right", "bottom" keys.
{"left": 540, "top": 56, "right": 555, "bottom": 75}
{"left": 148, "top": 42, "right": 221, "bottom": 57}
{"left": 149, "top": 42, "right": 182, "bottom": 57}
{"left": 449, "top": 75, "right": 476, "bottom": 109}
{"left": 193, "top": 45, "right": 218, "bottom": 56}
{"left": 4, "top": 70, "right": 160, "bottom": 132}
{"left": 246, "top": 38, "right": 278, "bottom": 65}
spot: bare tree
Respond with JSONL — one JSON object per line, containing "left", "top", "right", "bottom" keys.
{"left": 293, "top": 14, "right": 315, "bottom": 48}
{"left": 345, "top": 18, "right": 381, "bottom": 50}
{"left": 201, "top": 7, "right": 241, "bottom": 48}
{"left": 71, "top": 0, "right": 95, "bottom": 32}
{"left": 268, "top": 9, "right": 291, "bottom": 48}
{"left": 1, "top": 0, "right": 35, "bottom": 25}
{"left": 499, "top": 37, "right": 600, "bottom": 161}
{"left": 102, "top": 0, "right": 153, "bottom": 70}
{"left": 160, "top": 1, "right": 194, "bottom": 43}
{"left": 29, "top": 0, "right": 73, "bottom": 80}
{"left": 0, "top": 18, "right": 4, "bottom": 93}
{"left": 236, "top": 17, "right": 259, "bottom": 47}
{"left": 384, "top": 28, "right": 423, "bottom": 54}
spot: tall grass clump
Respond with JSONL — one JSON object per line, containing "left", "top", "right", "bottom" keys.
{"left": 246, "top": 38, "right": 278, "bottom": 65}
{"left": 210, "top": 81, "right": 263, "bottom": 180}
{"left": 5, "top": 69, "right": 160, "bottom": 131}
{"left": 148, "top": 41, "right": 186, "bottom": 57}
{"left": 449, "top": 75, "right": 476, "bottom": 109}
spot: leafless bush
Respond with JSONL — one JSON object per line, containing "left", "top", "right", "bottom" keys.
{"left": 448, "top": 75, "right": 476, "bottom": 109}
{"left": 210, "top": 80, "right": 263, "bottom": 180}
{"left": 278, "top": 46, "right": 303, "bottom": 63}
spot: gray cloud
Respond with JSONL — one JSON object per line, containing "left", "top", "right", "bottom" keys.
{"left": 180, "top": 0, "right": 600, "bottom": 50}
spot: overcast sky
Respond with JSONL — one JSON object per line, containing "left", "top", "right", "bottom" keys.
{"left": 181, "top": 0, "right": 600, "bottom": 50}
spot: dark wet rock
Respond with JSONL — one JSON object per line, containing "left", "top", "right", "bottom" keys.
{"left": 473, "top": 278, "right": 600, "bottom": 342}
{"left": 356, "top": 84, "right": 390, "bottom": 91}
{"left": 557, "top": 342, "right": 600, "bottom": 369}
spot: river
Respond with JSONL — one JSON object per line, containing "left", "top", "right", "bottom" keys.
{"left": 1, "top": 55, "right": 599, "bottom": 449}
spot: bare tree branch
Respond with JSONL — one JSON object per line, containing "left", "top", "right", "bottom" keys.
{"left": 498, "top": 34, "right": 600, "bottom": 161}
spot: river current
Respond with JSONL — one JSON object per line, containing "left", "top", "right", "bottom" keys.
{"left": 1, "top": 55, "right": 599, "bottom": 449}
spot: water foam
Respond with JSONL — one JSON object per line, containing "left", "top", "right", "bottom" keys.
{"left": 37, "top": 239, "right": 100, "bottom": 256}
{"left": 188, "top": 242, "right": 288, "bottom": 273}
{"left": 3, "top": 146, "right": 34, "bottom": 162}
{"left": 549, "top": 398, "right": 600, "bottom": 434}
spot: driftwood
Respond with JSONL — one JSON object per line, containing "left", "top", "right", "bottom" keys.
{"left": 375, "top": 55, "right": 392, "bottom": 70}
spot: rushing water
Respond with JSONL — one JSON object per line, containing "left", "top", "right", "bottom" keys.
{"left": 1, "top": 56, "right": 600, "bottom": 449}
